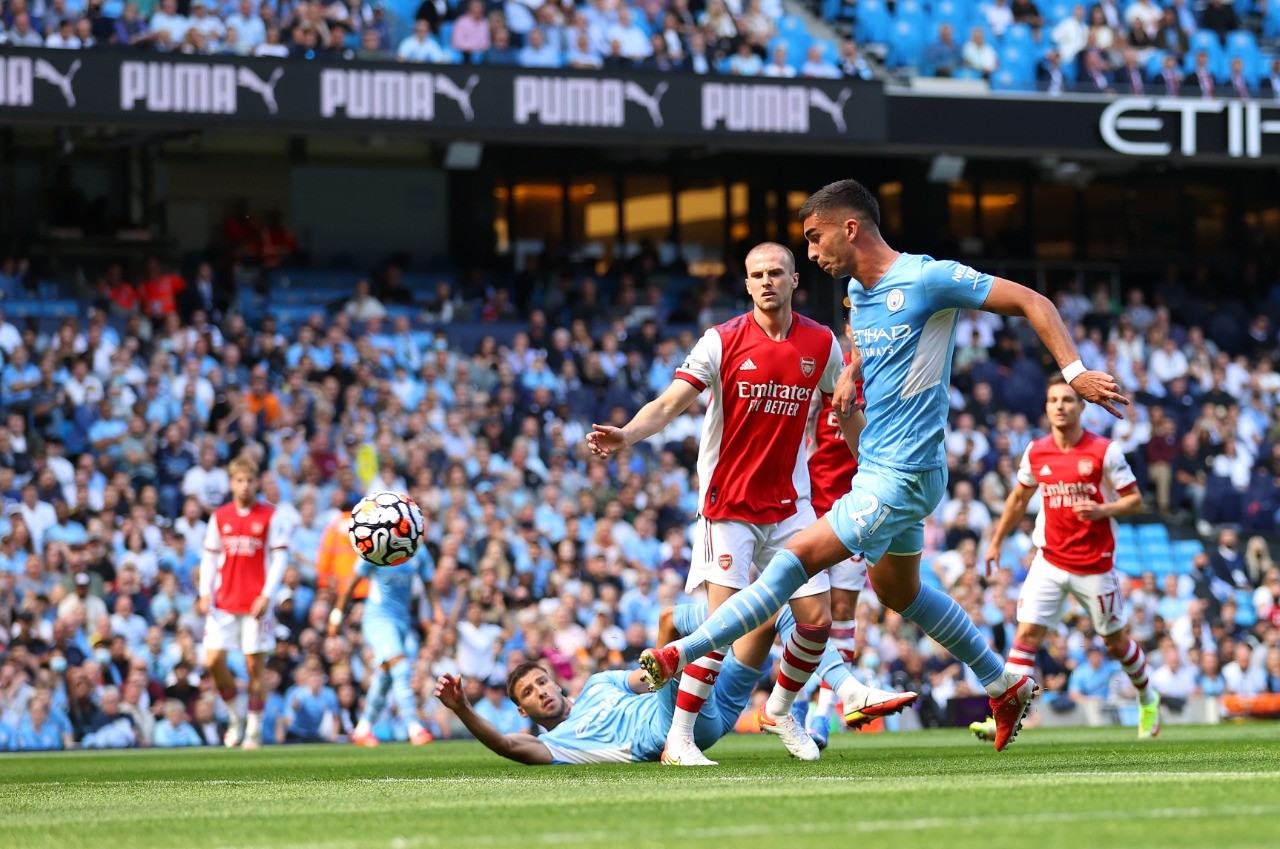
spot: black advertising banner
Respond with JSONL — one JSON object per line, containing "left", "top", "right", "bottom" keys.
{"left": 0, "top": 47, "right": 887, "bottom": 150}
{"left": 889, "top": 91, "right": 1280, "bottom": 162}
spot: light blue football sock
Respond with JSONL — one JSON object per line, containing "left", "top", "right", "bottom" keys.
{"left": 390, "top": 658, "right": 418, "bottom": 724}
{"left": 362, "top": 668, "right": 392, "bottom": 725}
{"left": 901, "top": 584, "right": 1004, "bottom": 687}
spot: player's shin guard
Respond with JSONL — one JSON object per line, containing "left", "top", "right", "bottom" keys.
{"left": 765, "top": 623, "right": 829, "bottom": 717}
{"left": 666, "top": 652, "right": 725, "bottom": 743}
{"left": 900, "top": 584, "right": 1005, "bottom": 691}
{"left": 1005, "top": 640, "right": 1038, "bottom": 678}
{"left": 674, "top": 551, "right": 808, "bottom": 664}
{"left": 363, "top": 668, "right": 394, "bottom": 725}
{"left": 1117, "top": 638, "right": 1157, "bottom": 705}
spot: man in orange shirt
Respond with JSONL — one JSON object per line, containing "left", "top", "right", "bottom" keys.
{"left": 244, "top": 365, "right": 281, "bottom": 427}
{"left": 315, "top": 508, "right": 367, "bottom": 601}
{"left": 140, "top": 258, "right": 185, "bottom": 319}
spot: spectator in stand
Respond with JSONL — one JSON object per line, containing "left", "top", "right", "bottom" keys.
{"left": 727, "top": 39, "right": 763, "bottom": 76}
{"left": 150, "top": 0, "right": 189, "bottom": 48}
{"left": 44, "top": 18, "right": 81, "bottom": 48}
{"left": 983, "top": 0, "right": 1015, "bottom": 38}
{"left": 962, "top": 26, "right": 999, "bottom": 79}
{"left": 566, "top": 31, "right": 602, "bottom": 69}
{"left": 1116, "top": 48, "right": 1146, "bottom": 94}
{"left": 1263, "top": 60, "right": 1280, "bottom": 102}
{"left": 225, "top": 0, "right": 265, "bottom": 52}
{"left": 6, "top": 12, "right": 42, "bottom": 47}
{"left": 762, "top": 43, "right": 796, "bottom": 78}
{"left": 1200, "top": 0, "right": 1238, "bottom": 43}
{"left": 1011, "top": 0, "right": 1042, "bottom": 27}
{"left": 608, "top": 6, "right": 652, "bottom": 62}
{"left": 800, "top": 44, "right": 841, "bottom": 79}
{"left": 518, "top": 27, "right": 562, "bottom": 68}
{"left": 451, "top": 0, "right": 490, "bottom": 64}
{"left": 925, "top": 24, "right": 964, "bottom": 78}
{"left": 1226, "top": 58, "right": 1253, "bottom": 100}
{"left": 1152, "top": 7, "right": 1187, "bottom": 59}
{"left": 1037, "top": 48, "right": 1067, "bottom": 94}
{"left": 397, "top": 18, "right": 449, "bottom": 64}
{"left": 839, "top": 40, "right": 874, "bottom": 80}
{"left": 356, "top": 26, "right": 391, "bottom": 60}
{"left": 1185, "top": 51, "right": 1217, "bottom": 98}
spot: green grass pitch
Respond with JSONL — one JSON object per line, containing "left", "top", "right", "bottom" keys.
{"left": 2, "top": 725, "right": 1278, "bottom": 849}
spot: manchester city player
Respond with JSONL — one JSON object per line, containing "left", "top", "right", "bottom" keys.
{"left": 330, "top": 544, "right": 437, "bottom": 746}
{"left": 641, "top": 178, "right": 1128, "bottom": 752}
{"left": 433, "top": 601, "right": 904, "bottom": 765}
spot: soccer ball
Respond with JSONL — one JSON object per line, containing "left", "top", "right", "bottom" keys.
{"left": 348, "top": 491, "right": 424, "bottom": 567}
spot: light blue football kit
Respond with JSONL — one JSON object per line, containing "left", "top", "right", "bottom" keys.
{"left": 676, "top": 254, "right": 1008, "bottom": 689}
{"left": 357, "top": 548, "right": 434, "bottom": 734}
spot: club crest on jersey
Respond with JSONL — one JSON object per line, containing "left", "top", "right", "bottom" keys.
{"left": 800, "top": 357, "right": 816, "bottom": 377}
{"left": 222, "top": 524, "right": 233, "bottom": 533}
{"left": 718, "top": 554, "right": 733, "bottom": 571}
{"left": 886, "top": 289, "right": 905, "bottom": 312}
{"left": 251, "top": 522, "right": 264, "bottom": 534}
{"left": 1078, "top": 459, "right": 1094, "bottom": 476}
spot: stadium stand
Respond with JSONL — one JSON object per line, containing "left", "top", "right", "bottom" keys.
{"left": 3, "top": 0, "right": 1276, "bottom": 96}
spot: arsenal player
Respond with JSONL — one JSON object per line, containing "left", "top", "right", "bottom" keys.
{"left": 975, "top": 375, "right": 1159, "bottom": 741}
{"left": 197, "top": 456, "right": 289, "bottom": 749}
{"left": 588, "top": 242, "right": 909, "bottom": 766}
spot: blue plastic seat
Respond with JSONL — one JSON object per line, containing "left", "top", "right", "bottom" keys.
{"left": 855, "top": 0, "right": 893, "bottom": 43}
{"left": 886, "top": 19, "right": 925, "bottom": 68}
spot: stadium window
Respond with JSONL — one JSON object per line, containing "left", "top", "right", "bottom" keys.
{"left": 730, "top": 182, "right": 750, "bottom": 244}
{"left": 1031, "top": 184, "right": 1077, "bottom": 261}
{"left": 493, "top": 183, "right": 510, "bottom": 255}
{"left": 878, "top": 182, "right": 903, "bottom": 239}
{"left": 510, "top": 180, "right": 565, "bottom": 259}
{"left": 623, "top": 174, "right": 673, "bottom": 259}
{"left": 978, "top": 181, "right": 1024, "bottom": 242}
{"left": 1186, "top": 185, "right": 1227, "bottom": 253}
{"left": 570, "top": 176, "right": 619, "bottom": 271}
{"left": 947, "top": 180, "right": 978, "bottom": 242}
{"left": 1082, "top": 183, "right": 1126, "bottom": 260}
{"left": 786, "top": 190, "right": 810, "bottom": 244}
{"left": 677, "top": 178, "right": 727, "bottom": 273}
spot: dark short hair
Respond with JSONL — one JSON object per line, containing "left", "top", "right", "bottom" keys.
{"left": 1046, "top": 373, "right": 1080, "bottom": 398}
{"left": 798, "top": 179, "right": 881, "bottom": 228}
{"left": 506, "top": 660, "right": 548, "bottom": 702}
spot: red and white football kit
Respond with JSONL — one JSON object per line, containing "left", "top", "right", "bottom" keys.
{"left": 675, "top": 312, "right": 842, "bottom": 599}
{"left": 1015, "top": 430, "right": 1138, "bottom": 635}
{"left": 806, "top": 363, "right": 867, "bottom": 593}
{"left": 200, "top": 501, "right": 289, "bottom": 653}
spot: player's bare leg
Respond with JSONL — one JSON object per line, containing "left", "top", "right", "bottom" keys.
{"left": 241, "top": 652, "right": 268, "bottom": 749}
{"left": 206, "top": 649, "right": 245, "bottom": 748}
{"left": 756, "top": 591, "right": 828, "bottom": 761}
{"left": 353, "top": 660, "right": 390, "bottom": 747}
{"left": 1103, "top": 627, "right": 1160, "bottom": 738}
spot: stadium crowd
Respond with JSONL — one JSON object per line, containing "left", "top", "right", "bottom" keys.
{"left": 2, "top": 0, "right": 1278, "bottom": 97}
{"left": 1, "top": 245, "right": 1280, "bottom": 752}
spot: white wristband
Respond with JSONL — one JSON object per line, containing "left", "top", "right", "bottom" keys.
{"left": 328, "top": 609, "right": 343, "bottom": 627}
{"left": 1061, "top": 360, "right": 1087, "bottom": 385}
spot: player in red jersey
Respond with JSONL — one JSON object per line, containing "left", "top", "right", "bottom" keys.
{"left": 802, "top": 312, "right": 917, "bottom": 746}
{"left": 197, "top": 456, "right": 289, "bottom": 749}
{"left": 974, "top": 375, "right": 1159, "bottom": 741}
{"left": 588, "top": 242, "right": 906, "bottom": 765}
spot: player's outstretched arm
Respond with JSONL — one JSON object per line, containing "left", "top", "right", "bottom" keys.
{"left": 981, "top": 277, "right": 1129, "bottom": 418}
{"left": 984, "top": 484, "right": 1036, "bottom": 575}
{"left": 586, "top": 380, "right": 701, "bottom": 458}
{"left": 327, "top": 576, "right": 359, "bottom": 637}
{"left": 835, "top": 406, "right": 866, "bottom": 458}
{"left": 433, "top": 674, "right": 553, "bottom": 766}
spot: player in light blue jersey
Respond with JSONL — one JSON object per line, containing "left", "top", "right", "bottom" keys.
{"left": 642, "top": 178, "right": 1128, "bottom": 752}
{"left": 330, "top": 545, "right": 437, "bottom": 746}
{"left": 433, "top": 600, "right": 896, "bottom": 765}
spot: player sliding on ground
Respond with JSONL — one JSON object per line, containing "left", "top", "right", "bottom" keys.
{"left": 197, "top": 457, "right": 289, "bottom": 749}
{"left": 587, "top": 242, "right": 911, "bottom": 766}
{"left": 433, "top": 602, "right": 898, "bottom": 765}
{"left": 970, "top": 375, "right": 1160, "bottom": 742}
{"left": 639, "top": 179, "right": 1129, "bottom": 752}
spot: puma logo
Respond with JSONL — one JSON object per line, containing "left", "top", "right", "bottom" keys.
{"left": 807, "top": 88, "right": 853, "bottom": 133}
{"left": 435, "top": 74, "right": 480, "bottom": 121}
{"left": 34, "top": 58, "right": 81, "bottom": 108}
{"left": 236, "top": 66, "right": 285, "bottom": 114}
{"left": 623, "top": 80, "right": 668, "bottom": 127}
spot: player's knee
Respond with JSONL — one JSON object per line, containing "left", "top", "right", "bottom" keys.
{"left": 1102, "top": 631, "right": 1128, "bottom": 656}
